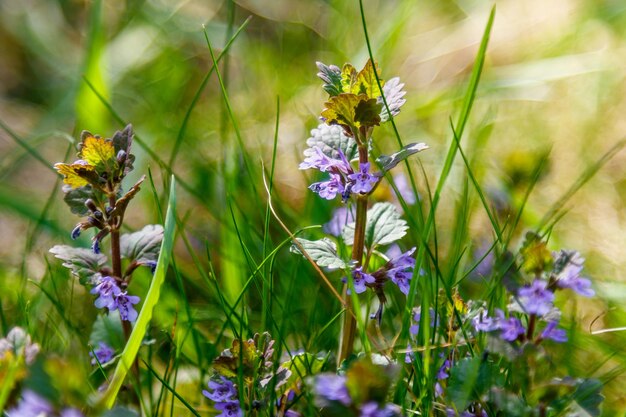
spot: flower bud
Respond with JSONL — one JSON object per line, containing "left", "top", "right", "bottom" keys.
{"left": 85, "top": 199, "right": 98, "bottom": 213}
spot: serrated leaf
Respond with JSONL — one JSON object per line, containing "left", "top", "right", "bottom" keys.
{"left": 120, "top": 223, "right": 163, "bottom": 265}
{"left": 49, "top": 245, "right": 107, "bottom": 285}
{"left": 321, "top": 93, "right": 381, "bottom": 131}
{"left": 316, "top": 62, "right": 343, "bottom": 96}
{"left": 109, "top": 176, "right": 145, "bottom": 219}
{"left": 340, "top": 63, "right": 358, "bottom": 92}
{"left": 303, "top": 123, "right": 358, "bottom": 161}
{"left": 379, "top": 77, "right": 407, "bottom": 122}
{"left": 376, "top": 142, "right": 429, "bottom": 172}
{"left": 352, "top": 59, "right": 384, "bottom": 99}
{"left": 290, "top": 238, "right": 347, "bottom": 270}
{"left": 446, "top": 356, "right": 481, "bottom": 411}
{"left": 342, "top": 203, "right": 408, "bottom": 248}
{"left": 62, "top": 185, "right": 97, "bottom": 216}
{"left": 81, "top": 134, "right": 116, "bottom": 172}
{"left": 54, "top": 162, "right": 98, "bottom": 189}
{"left": 213, "top": 339, "right": 259, "bottom": 381}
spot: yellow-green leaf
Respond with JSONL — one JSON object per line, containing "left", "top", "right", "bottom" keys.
{"left": 54, "top": 162, "right": 96, "bottom": 188}
{"left": 352, "top": 59, "right": 384, "bottom": 98}
{"left": 521, "top": 232, "right": 553, "bottom": 274}
{"left": 81, "top": 134, "right": 116, "bottom": 170}
{"left": 340, "top": 63, "right": 357, "bottom": 93}
{"left": 321, "top": 93, "right": 381, "bottom": 131}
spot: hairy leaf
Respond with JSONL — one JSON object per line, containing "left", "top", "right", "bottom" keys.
{"left": 340, "top": 63, "right": 358, "bottom": 93}
{"left": 120, "top": 223, "right": 163, "bottom": 265}
{"left": 352, "top": 59, "right": 384, "bottom": 99}
{"left": 49, "top": 245, "right": 107, "bottom": 285}
{"left": 446, "top": 356, "right": 481, "bottom": 411}
{"left": 62, "top": 185, "right": 97, "bottom": 216}
{"left": 376, "top": 142, "right": 429, "bottom": 172}
{"left": 303, "top": 123, "right": 357, "bottom": 161}
{"left": 110, "top": 176, "right": 145, "bottom": 219}
{"left": 290, "top": 238, "right": 347, "bottom": 270}
{"left": 213, "top": 339, "right": 259, "bottom": 382}
{"left": 343, "top": 203, "right": 408, "bottom": 248}
{"left": 81, "top": 134, "right": 116, "bottom": 172}
{"left": 321, "top": 93, "right": 381, "bottom": 131}
{"left": 316, "top": 62, "right": 343, "bottom": 96}
{"left": 572, "top": 379, "right": 603, "bottom": 417}
{"left": 379, "top": 77, "right": 407, "bottom": 122}
{"left": 54, "top": 162, "right": 99, "bottom": 189}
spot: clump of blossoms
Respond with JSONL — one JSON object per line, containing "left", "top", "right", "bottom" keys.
{"left": 414, "top": 234, "right": 603, "bottom": 416}
{"left": 292, "top": 59, "right": 427, "bottom": 362}
{"left": 50, "top": 125, "right": 163, "bottom": 366}
{"left": 7, "top": 390, "right": 85, "bottom": 417}
{"left": 202, "top": 333, "right": 306, "bottom": 417}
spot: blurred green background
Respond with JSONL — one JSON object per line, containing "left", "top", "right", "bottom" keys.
{"left": 1, "top": 0, "right": 626, "bottom": 414}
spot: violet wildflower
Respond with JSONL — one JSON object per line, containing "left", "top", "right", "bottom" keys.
{"left": 309, "top": 173, "right": 345, "bottom": 200}
{"left": 203, "top": 376, "right": 238, "bottom": 402}
{"left": 348, "top": 162, "right": 379, "bottom": 194}
{"left": 214, "top": 400, "right": 243, "bottom": 417}
{"left": 323, "top": 206, "right": 356, "bottom": 237}
{"left": 112, "top": 292, "right": 140, "bottom": 322}
{"left": 300, "top": 147, "right": 351, "bottom": 173}
{"left": 313, "top": 374, "right": 351, "bottom": 406}
{"left": 388, "top": 269, "right": 412, "bottom": 295}
{"left": 541, "top": 321, "right": 568, "bottom": 343}
{"left": 360, "top": 401, "right": 402, "bottom": 417}
{"left": 91, "top": 276, "right": 122, "bottom": 310}
{"left": 435, "top": 359, "right": 451, "bottom": 397}
{"left": 71, "top": 225, "right": 81, "bottom": 240}
{"left": 90, "top": 341, "right": 115, "bottom": 365}
{"left": 498, "top": 315, "right": 525, "bottom": 342}
{"left": 344, "top": 267, "right": 376, "bottom": 294}
{"left": 7, "top": 390, "right": 54, "bottom": 417}
{"left": 516, "top": 280, "right": 554, "bottom": 316}
{"left": 471, "top": 308, "right": 500, "bottom": 332}
{"left": 554, "top": 251, "right": 594, "bottom": 297}
{"left": 386, "top": 247, "right": 416, "bottom": 295}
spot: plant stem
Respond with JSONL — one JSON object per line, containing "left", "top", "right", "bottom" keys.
{"left": 338, "top": 139, "right": 369, "bottom": 364}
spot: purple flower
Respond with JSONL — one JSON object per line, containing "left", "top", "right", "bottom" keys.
{"left": 498, "top": 315, "right": 525, "bottom": 342}
{"left": 314, "top": 374, "right": 351, "bottom": 406}
{"left": 517, "top": 280, "right": 554, "bottom": 316}
{"left": 90, "top": 341, "right": 115, "bottom": 366}
{"left": 386, "top": 247, "right": 416, "bottom": 295}
{"left": 203, "top": 376, "right": 238, "bottom": 402}
{"left": 347, "top": 162, "right": 379, "bottom": 194}
{"left": 91, "top": 276, "right": 122, "bottom": 310}
{"left": 404, "top": 342, "right": 414, "bottom": 363}
{"left": 300, "top": 147, "right": 351, "bottom": 173}
{"left": 112, "top": 292, "right": 140, "bottom": 322}
{"left": 388, "top": 247, "right": 416, "bottom": 270}
{"left": 323, "top": 206, "right": 356, "bottom": 237}
{"left": 359, "top": 402, "right": 402, "bottom": 417}
{"left": 409, "top": 307, "right": 437, "bottom": 336}
{"left": 388, "top": 269, "right": 412, "bottom": 295}
{"left": 7, "top": 390, "right": 54, "bottom": 417}
{"left": 214, "top": 400, "right": 243, "bottom": 417}
{"left": 541, "top": 321, "right": 567, "bottom": 343}
{"left": 71, "top": 225, "right": 81, "bottom": 240}
{"left": 554, "top": 251, "right": 594, "bottom": 297}
{"left": 346, "top": 267, "right": 376, "bottom": 294}
{"left": 309, "top": 173, "right": 345, "bottom": 200}
{"left": 471, "top": 309, "right": 500, "bottom": 332}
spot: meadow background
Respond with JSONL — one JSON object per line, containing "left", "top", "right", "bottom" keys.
{"left": 1, "top": 0, "right": 626, "bottom": 415}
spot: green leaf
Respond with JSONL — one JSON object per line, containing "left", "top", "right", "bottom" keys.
{"left": 316, "top": 62, "right": 343, "bottom": 96}
{"left": 572, "top": 379, "right": 603, "bottom": 417}
{"left": 280, "top": 352, "right": 326, "bottom": 391}
{"left": 49, "top": 245, "right": 107, "bottom": 285}
{"left": 304, "top": 123, "right": 358, "bottom": 161}
{"left": 89, "top": 314, "right": 124, "bottom": 350}
{"left": 321, "top": 93, "right": 381, "bottom": 131}
{"left": 446, "top": 356, "right": 481, "bottom": 411}
{"left": 96, "top": 177, "right": 177, "bottom": 409}
{"left": 120, "top": 223, "right": 163, "bottom": 265}
{"left": 62, "top": 185, "right": 97, "bottom": 216}
{"left": 376, "top": 142, "right": 428, "bottom": 173}
{"left": 290, "top": 238, "right": 347, "bottom": 270}
{"left": 352, "top": 59, "right": 384, "bottom": 99}
{"left": 342, "top": 202, "right": 408, "bottom": 248}
{"left": 489, "top": 388, "right": 530, "bottom": 417}
{"left": 212, "top": 338, "right": 259, "bottom": 381}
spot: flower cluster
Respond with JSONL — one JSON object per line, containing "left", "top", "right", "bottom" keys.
{"left": 90, "top": 275, "right": 140, "bottom": 322}
{"left": 203, "top": 376, "right": 242, "bottom": 417}
{"left": 89, "top": 341, "right": 115, "bottom": 366}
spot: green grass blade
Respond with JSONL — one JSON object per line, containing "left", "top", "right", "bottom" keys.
{"left": 96, "top": 177, "right": 177, "bottom": 409}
